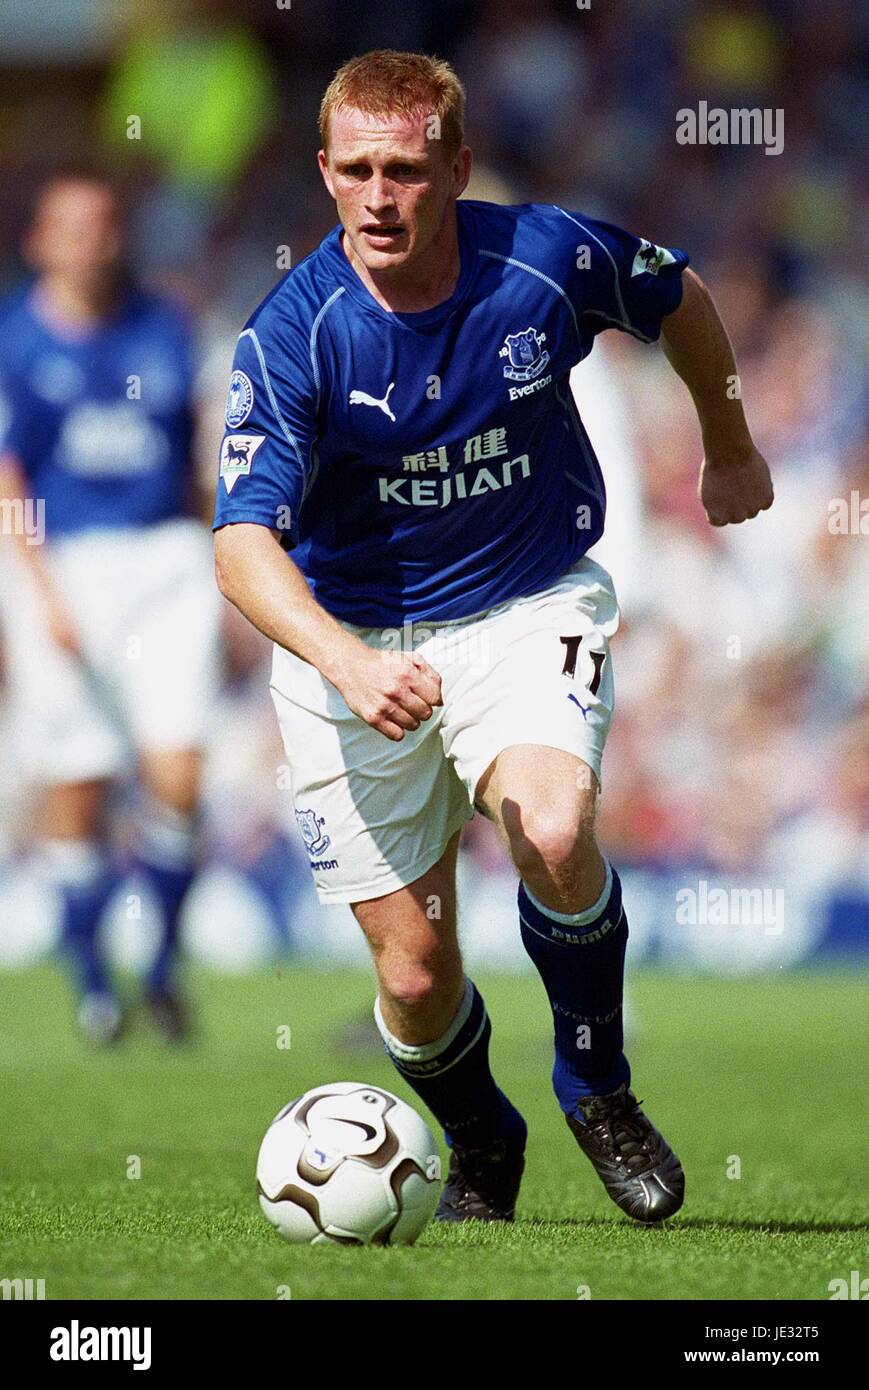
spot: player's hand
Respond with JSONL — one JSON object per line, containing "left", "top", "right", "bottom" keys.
{"left": 699, "top": 443, "right": 774, "bottom": 527}
{"left": 338, "top": 645, "right": 443, "bottom": 741}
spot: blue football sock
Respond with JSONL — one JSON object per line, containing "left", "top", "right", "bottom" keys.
{"left": 132, "top": 801, "right": 197, "bottom": 995}
{"left": 518, "top": 862, "right": 630, "bottom": 1113}
{"left": 374, "top": 978, "right": 527, "bottom": 1152}
{"left": 41, "top": 840, "right": 118, "bottom": 999}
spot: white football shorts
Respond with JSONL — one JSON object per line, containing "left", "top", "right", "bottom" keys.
{"left": 270, "top": 555, "right": 619, "bottom": 904}
{"left": 1, "top": 518, "right": 221, "bottom": 784}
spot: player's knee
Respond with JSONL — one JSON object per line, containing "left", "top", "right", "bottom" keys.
{"left": 508, "top": 805, "right": 595, "bottom": 883}
{"left": 382, "top": 968, "right": 440, "bottom": 1013}
{"left": 140, "top": 754, "right": 201, "bottom": 817}
{"left": 39, "top": 781, "right": 108, "bottom": 843}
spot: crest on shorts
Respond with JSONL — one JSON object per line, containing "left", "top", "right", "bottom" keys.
{"left": 295, "top": 808, "right": 331, "bottom": 857}
{"left": 499, "top": 327, "right": 550, "bottom": 382}
{"left": 220, "top": 433, "right": 265, "bottom": 493}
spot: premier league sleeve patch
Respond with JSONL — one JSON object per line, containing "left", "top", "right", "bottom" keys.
{"left": 631, "top": 239, "right": 678, "bottom": 277}
{"left": 225, "top": 369, "right": 254, "bottom": 427}
{"left": 220, "top": 433, "right": 265, "bottom": 493}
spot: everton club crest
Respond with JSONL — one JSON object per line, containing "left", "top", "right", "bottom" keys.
{"left": 294, "top": 808, "right": 331, "bottom": 858}
{"left": 499, "top": 327, "right": 550, "bottom": 382}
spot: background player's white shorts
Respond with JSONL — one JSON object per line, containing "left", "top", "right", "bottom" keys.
{"left": 0, "top": 519, "right": 221, "bottom": 785}
{"left": 271, "top": 556, "right": 619, "bottom": 905}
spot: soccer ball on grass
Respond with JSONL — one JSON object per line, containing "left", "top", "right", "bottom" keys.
{"left": 256, "top": 1082, "right": 441, "bottom": 1246}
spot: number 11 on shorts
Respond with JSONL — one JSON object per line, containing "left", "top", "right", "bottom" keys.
{"left": 560, "top": 634, "right": 606, "bottom": 695}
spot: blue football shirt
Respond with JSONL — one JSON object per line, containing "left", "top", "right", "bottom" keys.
{"left": 0, "top": 283, "right": 195, "bottom": 538}
{"left": 213, "top": 200, "right": 689, "bottom": 624}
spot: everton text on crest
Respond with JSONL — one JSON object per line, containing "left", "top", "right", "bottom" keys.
{"left": 499, "top": 327, "right": 552, "bottom": 399}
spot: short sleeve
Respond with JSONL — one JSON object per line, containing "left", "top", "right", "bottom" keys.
{"left": 212, "top": 319, "right": 318, "bottom": 544}
{"left": 562, "top": 212, "right": 690, "bottom": 344}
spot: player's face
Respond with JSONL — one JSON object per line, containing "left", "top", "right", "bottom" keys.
{"left": 318, "top": 108, "right": 470, "bottom": 278}
{"left": 25, "top": 181, "right": 123, "bottom": 292}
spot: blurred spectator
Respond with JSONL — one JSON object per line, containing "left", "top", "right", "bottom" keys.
{"left": 101, "top": 0, "right": 276, "bottom": 277}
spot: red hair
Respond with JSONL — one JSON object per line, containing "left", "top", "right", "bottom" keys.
{"left": 319, "top": 50, "right": 466, "bottom": 161}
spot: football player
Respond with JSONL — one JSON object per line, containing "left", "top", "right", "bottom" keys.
{"left": 0, "top": 175, "right": 220, "bottom": 1042}
{"left": 214, "top": 52, "right": 773, "bottom": 1222}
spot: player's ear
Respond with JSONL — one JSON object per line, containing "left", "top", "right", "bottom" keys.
{"left": 317, "top": 149, "right": 337, "bottom": 201}
{"left": 452, "top": 145, "right": 472, "bottom": 200}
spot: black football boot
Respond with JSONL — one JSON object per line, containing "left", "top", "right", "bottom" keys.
{"left": 435, "top": 1137, "right": 525, "bottom": 1223}
{"left": 566, "top": 1081, "right": 684, "bottom": 1223}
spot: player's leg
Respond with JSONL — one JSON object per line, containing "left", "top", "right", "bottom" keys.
{"left": 0, "top": 549, "right": 126, "bottom": 1043}
{"left": 477, "top": 743, "right": 683, "bottom": 1222}
{"left": 120, "top": 520, "right": 221, "bottom": 1039}
{"left": 270, "top": 630, "right": 525, "bottom": 1220}
{"left": 135, "top": 746, "right": 202, "bottom": 1039}
{"left": 352, "top": 827, "right": 527, "bottom": 1221}
{"left": 477, "top": 746, "right": 628, "bottom": 1098}
{"left": 37, "top": 778, "right": 123, "bottom": 1044}
{"left": 438, "top": 558, "right": 682, "bottom": 1220}
{"left": 353, "top": 829, "right": 465, "bottom": 1044}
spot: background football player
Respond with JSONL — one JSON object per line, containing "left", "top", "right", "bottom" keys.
{"left": 0, "top": 175, "right": 220, "bottom": 1042}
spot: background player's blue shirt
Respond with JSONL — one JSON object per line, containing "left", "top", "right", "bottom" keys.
{"left": 213, "top": 201, "right": 689, "bottom": 625}
{"left": 0, "top": 283, "right": 195, "bottom": 538}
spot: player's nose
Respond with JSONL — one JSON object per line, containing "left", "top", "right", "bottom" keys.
{"left": 366, "top": 177, "right": 397, "bottom": 212}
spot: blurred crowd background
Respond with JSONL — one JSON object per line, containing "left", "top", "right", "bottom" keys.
{"left": 0, "top": 0, "right": 866, "bottom": 974}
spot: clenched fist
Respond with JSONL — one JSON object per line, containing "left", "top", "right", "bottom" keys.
{"left": 336, "top": 644, "right": 443, "bottom": 741}
{"left": 699, "top": 443, "right": 774, "bottom": 527}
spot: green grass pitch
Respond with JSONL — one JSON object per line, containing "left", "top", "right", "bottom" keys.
{"left": 1, "top": 964, "right": 866, "bottom": 1300}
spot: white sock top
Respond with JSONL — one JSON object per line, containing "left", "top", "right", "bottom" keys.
{"left": 521, "top": 858, "right": 613, "bottom": 926}
{"left": 373, "top": 977, "right": 475, "bottom": 1063}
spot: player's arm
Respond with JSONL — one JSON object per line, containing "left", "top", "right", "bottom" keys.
{"left": 0, "top": 451, "right": 80, "bottom": 654}
{"left": 214, "top": 324, "right": 441, "bottom": 739}
{"left": 214, "top": 522, "right": 441, "bottom": 741}
{"left": 563, "top": 212, "right": 773, "bottom": 527}
{"left": 0, "top": 363, "right": 81, "bottom": 653}
{"left": 660, "top": 268, "right": 773, "bottom": 526}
